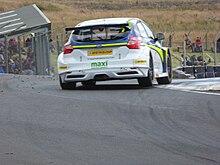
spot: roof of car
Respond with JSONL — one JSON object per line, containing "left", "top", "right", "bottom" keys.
{"left": 76, "top": 18, "right": 141, "bottom": 27}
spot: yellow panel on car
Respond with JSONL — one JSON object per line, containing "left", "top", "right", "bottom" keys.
{"left": 134, "top": 60, "right": 147, "bottom": 64}
{"left": 59, "top": 66, "right": 68, "bottom": 70}
{"left": 88, "top": 49, "right": 112, "bottom": 56}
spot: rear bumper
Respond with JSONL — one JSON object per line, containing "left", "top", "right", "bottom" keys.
{"left": 59, "top": 67, "right": 149, "bottom": 83}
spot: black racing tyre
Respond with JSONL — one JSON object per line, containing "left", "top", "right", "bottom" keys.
{"left": 157, "top": 52, "right": 172, "bottom": 84}
{"left": 81, "top": 81, "right": 96, "bottom": 86}
{"left": 59, "top": 76, "right": 76, "bottom": 90}
{"left": 138, "top": 70, "right": 153, "bottom": 87}
{"left": 138, "top": 55, "right": 154, "bottom": 87}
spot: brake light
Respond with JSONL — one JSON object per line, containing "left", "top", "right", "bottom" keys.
{"left": 127, "top": 35, "right": 141, "bottom": 49}
{"left": 64, "top": 42, "right": 73, "bottom": 54}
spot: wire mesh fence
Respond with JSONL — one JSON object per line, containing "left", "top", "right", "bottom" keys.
{"left": 163, "top": 31, "right": 220, "bottom": 68}
{"left": 0, "top": 31, "right": 51, "bottom": 75}
{"left": 1, "top": 29, "right": 220, "bottom": 76}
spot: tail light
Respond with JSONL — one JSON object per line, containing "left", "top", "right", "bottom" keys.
{"left": 127, "top": 35, "right": 141, "bottom": 49}
{"left": 64, "top": 42, "right": 73, "bottom": 54}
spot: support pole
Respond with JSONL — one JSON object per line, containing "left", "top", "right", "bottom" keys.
{"left": 183, "top": 41, "right": 186, "bottom": 66}
{"left": 214, "top": 41, "right": 217, "bottom": 66}
{"left": 17, "top": 36, "right": 22, "bottom": 74}
{"left": 205, "top": 32, "right": 208, "bottom": 51}
{"left": 4, "top": 35, "right": 9, "bottom": 73}
{"left": 56, "top": 34, "right": 60, "bottom": 56}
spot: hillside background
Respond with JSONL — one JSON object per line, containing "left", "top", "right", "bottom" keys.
{"left": 1, "top": 0, "right": 220, "bottom": 42}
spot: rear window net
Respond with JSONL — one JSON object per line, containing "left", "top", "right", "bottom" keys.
{"left": 72, "top": 24, "right": 130, "bottom": 42}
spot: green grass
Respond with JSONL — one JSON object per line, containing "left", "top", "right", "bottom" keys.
{"left": 50, "top": 52, "right": 58, "bottom": 75}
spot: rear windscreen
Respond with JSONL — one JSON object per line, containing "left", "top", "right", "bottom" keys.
{"left": 72, "top": 25, "right": 130, "bottom": 42}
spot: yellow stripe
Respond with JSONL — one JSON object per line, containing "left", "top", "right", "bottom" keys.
{"left": 72, "top": 42, "right": 127, "bottom": 49}
{"left": 128, "top": 22, "right": 132, "bottom": 29}
{"left": 145, "top": 44, "right": 164, "bottom": 62}
{"left": 102, "top": 43, "right": 127, "bottom": 47}
{"left": 72, "top": 45, "right": 97, "bottom": 49}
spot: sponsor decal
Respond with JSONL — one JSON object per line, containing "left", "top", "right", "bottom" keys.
{"left": 91, "top": 61, "right": 108, "bottom": 68}
{"left": 59, "top": 66, "right": 68, "bottom": 70}
{"left": 88, "top": 49, "right": 112, "bottom": 56}
{"left": 134, "top": 60, "right": 147, "bottom": 64}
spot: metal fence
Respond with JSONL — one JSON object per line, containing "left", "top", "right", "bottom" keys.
{"left": 162, "top": 31, "right": 220, "bottom": 68}
{"left": 0, "top": 30, "right": 51, "bottom": 75}
{"left": 0, "top": 4, "right": 51, "bottom": 76}
{"left": 1, "top": 29, "right": 220, "bottom": 76}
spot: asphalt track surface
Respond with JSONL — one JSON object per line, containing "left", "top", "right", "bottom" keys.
{"left": 0, "top": 75, "right": 220, "bottom": 165}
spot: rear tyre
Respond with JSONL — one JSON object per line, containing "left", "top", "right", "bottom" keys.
{"left": 138, "top": 70, "right": 153, "bottom": 87}
{"left": 157, "top": 52, "right": 172, "bottom": 84}
{"left": 138, "top": 55, "right": 154, "bottom": 87}
{"left": 81, "top": 81, "right": 96, "bottom": 86}
{"left": 59, "top": 76, "right": 76, "bottom": 90}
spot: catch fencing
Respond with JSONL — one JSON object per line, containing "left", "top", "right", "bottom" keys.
{"left": 0, "top": 31, "right": 51, "bottom": 75}
{"left": 164, "top": 31, "right": 220, "bottom": 78}
{"left": 1, "top": 28, "right": 220, "bottom": 78}
{"left": 163, "top": 31, "right": 220, "bottom": 67}
{"left": 0, "top": 4, "right": 52, "bottom": 76}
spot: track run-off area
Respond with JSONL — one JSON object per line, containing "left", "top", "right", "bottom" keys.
{"left": 0, "top": 75, "right": 220, "bottom": 165}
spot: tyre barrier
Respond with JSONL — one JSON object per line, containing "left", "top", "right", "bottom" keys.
{"left": 215, "top": 66, "right": 220, "bottom": 77}
{"left": 206, "top": 66, "right": 215, "bottom": 78}
{"left": 183, "top": 66, "right": 195, "bottom": 75}
{"left": 179, "top": 66, "right": 220, "bottom": 79}
{"left": 195, "top": 66, "right": 206, "bottom": 79}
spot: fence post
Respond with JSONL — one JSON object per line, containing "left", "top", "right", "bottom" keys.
{"left": 204, "top": 32, "right": 208, "bottom": 51}
{"left": 214, "top": 41, "right": 217, "bottom": 66}
{"left": 4, "top": 35, "right": 9, "bottom": 73}
{"left": 168, "top": 33, "right": 172, "bottom": 47}
{"left": 61, "top": 33, "right": 64, "bottom": 51}
{"left": 202, "top": 45, "right": 205, "bottom": 67}
{"left": 56, "top": 34, "right": 60, "bottom": 56}
{"left": 33, "top": 35, "right": 38, "bottom": 74}
{"left": 183, "top": 41, "right": 186, "bottom": 66}
{"left": 17, "top": 35, "right": 22, "bottom": 74}
{"left": 168, "top": 32, "right": 174, "bottom": 48}
{"left": 45, "top": 33, "right": 50, "bottom": 76}
{"left": 214, "top": 31, "right": 220, "bottom": 66}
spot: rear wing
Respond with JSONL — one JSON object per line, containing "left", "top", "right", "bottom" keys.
{"left": 65, "top": 23, "right": 129, "bottom": 32}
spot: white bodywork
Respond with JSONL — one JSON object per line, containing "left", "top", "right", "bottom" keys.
{"left": 58, "top": 18, "right": 170, "bottom": 85}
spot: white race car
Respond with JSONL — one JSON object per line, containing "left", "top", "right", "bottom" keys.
{"left": 58, "top": 18, "right": 172, "bottom": 89}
